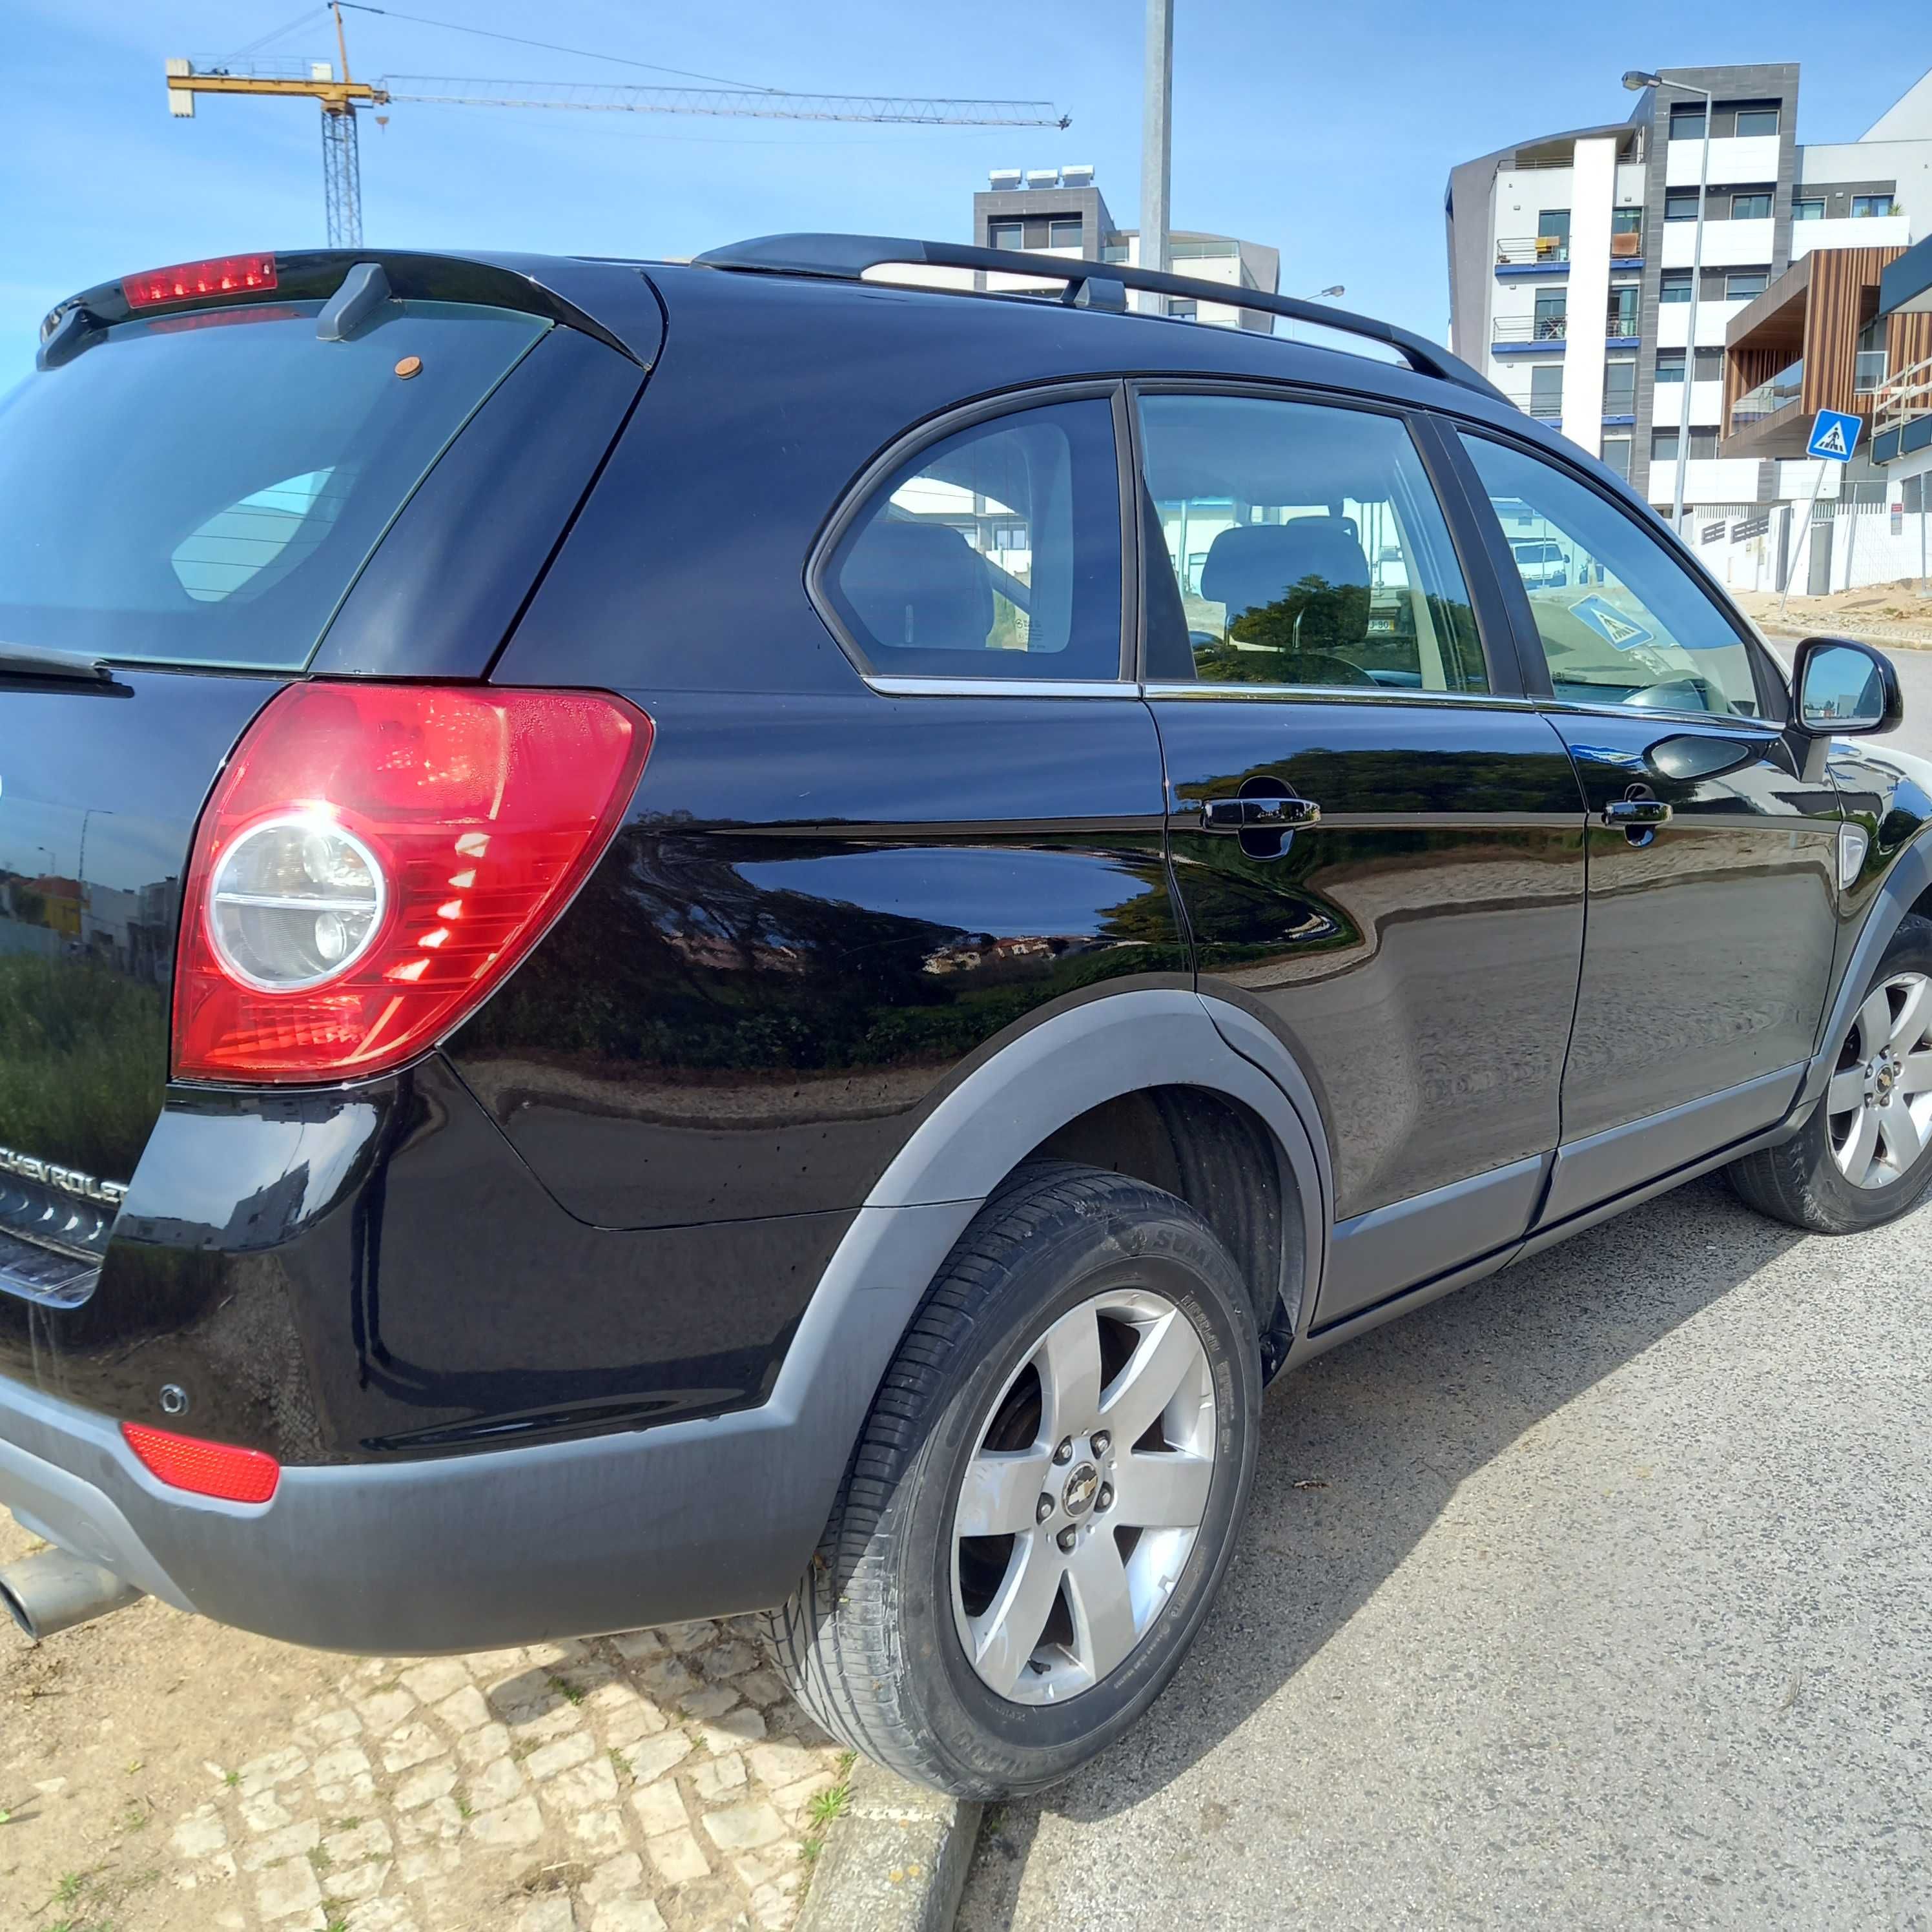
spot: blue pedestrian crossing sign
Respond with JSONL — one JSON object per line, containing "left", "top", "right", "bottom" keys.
{"left": 1805, "top": 409, "right": 1862, "bottom": 463}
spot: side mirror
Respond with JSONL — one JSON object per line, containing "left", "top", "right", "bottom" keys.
{"left": 1793, "top": 635, "right": 1902, "bottom": 737}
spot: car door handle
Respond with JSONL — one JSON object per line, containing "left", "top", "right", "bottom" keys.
{"left": 1203, "top": 797, "right": 1321, "bottom": 832}
{"left": 1599, "top": 799, "right": 1672, "bottom": 828}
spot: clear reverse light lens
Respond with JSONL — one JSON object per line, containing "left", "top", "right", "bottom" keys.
{"left": 208, "top": 814, "right": 385, "bottom": 991}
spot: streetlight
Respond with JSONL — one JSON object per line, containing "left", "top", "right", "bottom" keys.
{"left": 1625, "top": 68, "right": 1714, "bottom": 534}
{"left": 1283, "top": 285, "right": 1344, "bottom": 341}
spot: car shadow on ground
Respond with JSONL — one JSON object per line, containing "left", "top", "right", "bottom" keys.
{"left": 967, "top": 1172, "right": 1810, "bottom": 1889}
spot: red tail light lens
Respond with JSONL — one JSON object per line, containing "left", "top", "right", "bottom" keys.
{"left": 174, "top": 684, "right": 651, "bottom": 1083}
{"left": 123, "top": 1422, "right": 281, "bottom": 1505}
{"left": 123, "top": 253, "right": 278, "bottom": 308}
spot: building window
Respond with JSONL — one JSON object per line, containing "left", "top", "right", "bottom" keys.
{"left": 1656, "top": 349, "right": 1686, "bottom": 383}
{"left": 1534, "top": 289, "right": 1568, "bottom": 338}
{"left": 1731, "top": 191, "right": 1773, "bottom": 220}
{"left": 1724, "top": 271, "right": 1769, "bottom": 300}
{"left": 989, "top": 220, "right": 1023, "bottom": 250}
{"left": 1856, "top": 316, "right": 1888, "bottom": 393}
{"left": 1529, "top": 364, "right": 1564, "bottom": 420}
{"left": 1100, "top": 242, "right": 1129, "bottom": 263}
{"left": 1696, "top": 347, "right": 1725, "bottom": 381}
{"left": 1167, "top": 298, "right": 1197, "bottom": 321}
{"left": 1669, "top": 103, "right": 1707, "bottom": 140}
{"left": 1689, "top": 428, "right": 1718, "bottom": 458}
{"left": 1601, "top": 436, "right": 1633, "bottom": 480}
{"left": 1606, "top": 287, "right": 1639, "bottom": 336}
{"left": 1610, "top": 206, "right": 1644, "bottom": 258}
{"left": 1652, "top": 429, "right": 1680, "bottom": 462}
{"left": 1793, "top": 197, "right": 1825, "bottom": 221}
{"left": 1046, "top": 217, "right": 1082, "bottom": 249}
{"left": 1733, "top": 106, "right": 1779, "bottom": 137}
{"left": 1660, "top": 270, "right": 1692, "bottom": 303}
{"left": 1604, "top": 360, "right": 1637, "bottom": 413}
{"left": 1665, "top": 189, "right": 1706, "bottom": 222}
{"left": 1852, "top": 193, "right": 1895, "bottom": 218}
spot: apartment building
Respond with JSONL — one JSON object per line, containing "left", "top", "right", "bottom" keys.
{"left": 971, "top": 167, "right": 1279, "bottom": 327}
{"left": 1446, "top": 63, "right": 1932, "bottom": 521}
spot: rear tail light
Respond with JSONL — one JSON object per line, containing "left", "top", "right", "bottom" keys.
{"left": 123, "top": 253, "right": 278, "bottom": 309}
{"left": 174, "top": 683, "right": 651, "bottom": 1083}
{"left": 123, "top": 1422, "right": 281, "bottom": 1505}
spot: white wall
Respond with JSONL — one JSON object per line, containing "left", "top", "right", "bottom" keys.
{"left": 1790, "top": 214, "right": 1912, "bottom": 259}
{"left": 1560, "top": 138, "right": 1616, "bottom": 456}
{"left": 1665, "top": 134, "right": 1782, "bottom": 189}
{"left": 1800, "top": 138, "right": 1932, "bottom": 244}
{"left": 1657, "top": 298, "right": 1751, "bottom": 349}
{"left": 1650, "top": 457, "right": 1760, "bottom": 506}
{"left": 1662, "top": 218, "right": 1775, "bottom": 269}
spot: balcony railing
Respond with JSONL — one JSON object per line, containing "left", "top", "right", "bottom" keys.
{"left": 1493, "top": 313, "right": 1568, "bottom": 343}
{"left": 1875, "top": 354, "right": 1932, "bottom": 434}
{"left": 1525, "top": 396, "right": 1564, "bottom": 420}
{"left": 1732, "top": 360, "right": 1804, "bottom": 428}
{"left": 1495, "top": 234, "right": 1571, "bottom": 267}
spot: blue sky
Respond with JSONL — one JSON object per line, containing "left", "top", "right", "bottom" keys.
{"left": 3, "top": 1, "right": 1927, "bottom": 380}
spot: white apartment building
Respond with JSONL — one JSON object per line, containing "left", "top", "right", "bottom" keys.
{"left": 1446, "top": 63, "right": 1932, "bottom": 521}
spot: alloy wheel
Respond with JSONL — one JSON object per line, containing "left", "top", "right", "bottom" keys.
{"left": 1827, "top": 971, "right": 1932, "bottom": 1188}
{"left": 950, "top": 1286, "right": 1216, "bottom": 1705}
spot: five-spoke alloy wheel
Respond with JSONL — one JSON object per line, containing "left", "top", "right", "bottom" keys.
{"left": 1732, "top": 915, "right": 1932, "bottom": 1233}
{"left": 952, "top": 1286, "right": 1217, "bottom": 1703}
{"left": 772, "top": 1162, "right": 1260, "bottom": 1798}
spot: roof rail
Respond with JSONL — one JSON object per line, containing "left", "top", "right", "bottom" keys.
{"left": 692, "top": 232, "right": 1504, "bottom": 402}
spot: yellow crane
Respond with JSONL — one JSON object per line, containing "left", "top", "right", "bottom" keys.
{"left": 165, "top": 3, "right": 1071, "bottom": 249}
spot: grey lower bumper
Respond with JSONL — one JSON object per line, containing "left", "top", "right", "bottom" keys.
{"left": 0, "top": 1200, "right": 980, "bottom": 1654}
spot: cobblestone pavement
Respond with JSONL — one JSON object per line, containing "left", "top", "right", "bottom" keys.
{"left": 3, "top": 1544, "right": 848, "bottom": 1932}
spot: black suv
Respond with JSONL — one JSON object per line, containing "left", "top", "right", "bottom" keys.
{"left": 2, "top": 238, "right": 1929, "bottom": 1799}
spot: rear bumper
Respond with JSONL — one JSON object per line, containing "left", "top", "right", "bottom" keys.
{"left": 0, "top": 1196, "right": 974, "bottom": 1652}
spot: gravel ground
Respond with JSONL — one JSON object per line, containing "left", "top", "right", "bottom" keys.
{"left": 959, "top": 1173, "right": 1932, "bottom": 1931}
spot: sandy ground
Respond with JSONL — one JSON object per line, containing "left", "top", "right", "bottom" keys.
{"left": 1734, "top": 577, "right": 1932, "bottom": 648}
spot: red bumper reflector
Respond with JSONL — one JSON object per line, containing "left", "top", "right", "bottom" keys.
{"left": 124, "top": 253, "right": 278, "bottom": 309}
{"left": 123, "top": 1421, "right": 281, "bottom": 1505}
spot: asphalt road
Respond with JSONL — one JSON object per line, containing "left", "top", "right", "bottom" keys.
{"left": 958, "top": 1174, "right": 1932, "bottom": 1930}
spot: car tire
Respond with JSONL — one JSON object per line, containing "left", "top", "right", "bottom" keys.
{"left": 768, "top": 1160, "right": 1262, "bottom": 1799}
{"left": 1729, "top": 914, "right": 1932, "bottom": 1233}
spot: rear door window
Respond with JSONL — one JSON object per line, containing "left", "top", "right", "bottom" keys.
{"left": 822, "top": 397, "right": 1124, "bottom": 681}
{"left": 0, "top": 300, "right": 548, "bottom": 668}
{"left": 1136, "top": 393, "right": 1488, "bottom": 692}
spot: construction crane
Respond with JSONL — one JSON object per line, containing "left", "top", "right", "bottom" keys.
{"left": 165, "top": 4, "right": 1071, "bottom": 249}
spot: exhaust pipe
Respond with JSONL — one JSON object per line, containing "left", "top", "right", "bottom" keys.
{"left": 0, "top": 1549, "right": 145, "bottom": 1640}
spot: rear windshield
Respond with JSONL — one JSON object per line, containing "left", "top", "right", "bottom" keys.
{"left": 0, "top": 299, "right": 548, "bottom": 669}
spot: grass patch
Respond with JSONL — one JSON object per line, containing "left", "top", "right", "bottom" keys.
{"left": 808, "top": 1782, "right": 851, "bottom": 1829}
{"left": 549, "top": 1675, "right": 585, "bottom": 1707}
{"left": 801, "top": 1836, "right": 823, "bottom": 1864}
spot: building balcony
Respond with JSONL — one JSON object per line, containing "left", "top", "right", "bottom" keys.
{"left": 1663, "top": 134, "right": 1782, "bottom": 189}
{"left": 1492, "top": 313, "right": 1568, "bottom": 353}
{"left": 1872, "top": 353, "right": 1932, "bottom": 466}
{"left": 1661, "top": 218, "right": 1775, "bottom": 270}
{"left": 1495, "top": 235, "right": 1570, "bottom": 276}
{"left": 1791, "top": 214, "right": 1912, "bottom": 261}
{"left": 1732, "top": 359, "right": 1805, "bottom": 429}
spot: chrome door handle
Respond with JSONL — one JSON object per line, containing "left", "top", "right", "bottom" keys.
{"left": 1203, "top": 797, "right": 1321, "bottom": 832}
{"left": 1599, "top": 799, "right": 1672, "bottom": 828}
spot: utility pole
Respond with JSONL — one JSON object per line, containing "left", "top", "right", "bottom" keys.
{"left": 1140, "top": 0, "right": 1173, "bottom": 315}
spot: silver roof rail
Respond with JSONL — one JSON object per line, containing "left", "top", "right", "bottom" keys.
{"left": 692, "top": 232, "right": 1504, "bottom": 402}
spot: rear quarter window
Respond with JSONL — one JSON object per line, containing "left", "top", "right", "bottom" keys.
{"left": 0, "top": 300, "right": 548, "bottom": 670}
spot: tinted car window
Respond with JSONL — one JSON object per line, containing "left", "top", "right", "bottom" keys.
{"left": 0, "top": 300, "right": 549, "bottom": 669}
{"left": 1460, "top": 433, "right": 1762, "bottom": 719}
{"left": 1138, "top": 395, "right": 1486, "bottom": 692}
{"left": 825, "top": 398, "right": 1122, "bottom": 680}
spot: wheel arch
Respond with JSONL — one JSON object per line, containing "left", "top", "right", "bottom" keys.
{"left": 1802, "top": 824, "right": 1932, "bottom": 1107}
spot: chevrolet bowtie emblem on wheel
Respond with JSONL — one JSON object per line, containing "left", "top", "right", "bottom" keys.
{"left": 0, "top": 1146, "right": 128, "bottom": 1208}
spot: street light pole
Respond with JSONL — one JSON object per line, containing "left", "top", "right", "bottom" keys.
{"left": 1626, "top": 72, "right": 1714, "bottom": 533}
{"left": 1140, "top": 0, "right": 1173, "bottom": 316}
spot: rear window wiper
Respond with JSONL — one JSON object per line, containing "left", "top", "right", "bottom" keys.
{"left": 0, "top": 640, "right": 113, "bottom": 683}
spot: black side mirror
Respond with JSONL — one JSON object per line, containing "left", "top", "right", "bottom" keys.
{"left": 1793, "top": 635, "right": 1902, "bottom": 737}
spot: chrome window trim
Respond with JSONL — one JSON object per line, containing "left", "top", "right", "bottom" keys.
{"left": 1141, "top": 682, "right": 1536, "bottom": 709}
{"left": 864, "top": 675, "right": 1141, "bottom": 699}
{"left": 1534, "top": 697, "right": 1783, "bottom": 733}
